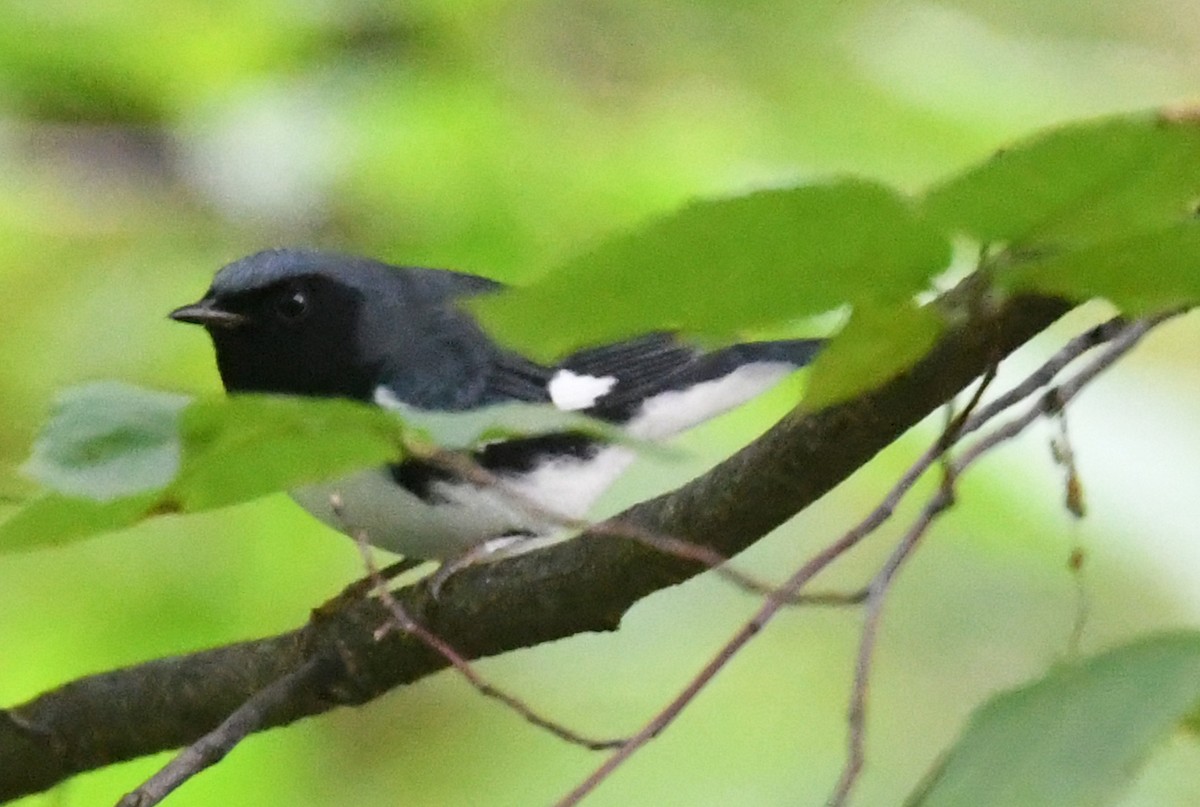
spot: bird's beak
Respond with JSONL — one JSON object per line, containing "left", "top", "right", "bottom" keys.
{"left": 168, "top": 299, "right": 249, "bottom": 329}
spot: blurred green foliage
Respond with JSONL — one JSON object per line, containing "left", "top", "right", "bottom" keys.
{"left": 471, "top": 179, "right": 952, "bottom": 356}
{"left": 912, "top": 632, "right": 1200, "bottom": 807}
{"left": 2, "top": 1, "right": 1200, "bottom": 805}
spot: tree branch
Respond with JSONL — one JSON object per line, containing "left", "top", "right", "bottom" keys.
{"left": 114, "top": 657, "right": 331, "bottom": 807}
{"left": 0, "top": 293, "right": 1071, "bottom": 801}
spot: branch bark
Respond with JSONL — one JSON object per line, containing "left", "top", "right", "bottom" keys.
{"left": 0, "top": 294, "right": 1070, "bottom": 801}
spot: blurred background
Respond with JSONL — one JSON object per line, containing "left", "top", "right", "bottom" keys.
{"left": 1, "top": 1, "right": 1199, "bottom": 805}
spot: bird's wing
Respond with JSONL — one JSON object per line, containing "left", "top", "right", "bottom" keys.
{"left": 550, "top": 334, "right": 822, "bottom": 432}
{"left": 483, "top": 351, "right": 556, "bottom": 404}
{"left": 479, "top": 333, "right": 701, "bottom": 413}
{"left": 487, "top": 331, "right": 823, "bottom": 423}
{"left": 552, "top": 333, "right": 704, "bottom": 418}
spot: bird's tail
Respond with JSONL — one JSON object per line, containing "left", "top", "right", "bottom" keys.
{"left": 723, "top": 338, "right": 823, "bottom": 369}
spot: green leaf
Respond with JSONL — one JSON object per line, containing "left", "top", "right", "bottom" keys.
{"left": 802, "top": 302, "right": 944, "bottom": 412}
{"left": 171, "top": 395, "right": 409, "bottom": 511}
{"left": 923, "top": 112, "right": 1200, "bottom": 248}
{"left": 392, "top": 400, "right": 668, "bottom": 458}
{"left": 907, "top": 631, "right": 1200, "bottom": 807}
{"left": 1002, "top": 221, "right": 1200, "bottom": 313}
{"left": 21, "top": 382, "right": 189, "bottom": 501}
{"left": 1, "top": 390, "right": 411, "bottom": 551}
{"left": 472, "top": 180, "right": 951, "bottom": 360}
{"left": 2, "top": 385, "right": 657, "bottom": 552}
{"left": 0, "top": 492, "right": 159, "bottom": 552}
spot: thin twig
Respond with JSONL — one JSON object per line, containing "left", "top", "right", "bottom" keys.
{"left": 1065, "top": 533, "right": 1090, "bottom": 659}
{"left": 414, "top": 444, "right": 828, "bottom": 603}
{"left": 941, "top": 362, "right": 998, "bottom": 449}
{"left": 314, "top": 557, "right": 425, "bottom": 616}
{"left": 115, "top": 658, "right": 327, "bottom": 807}
{"left": 958, "top": 316, "right": 1127, "bottom": 438}
{"left": 793, "top": 589, "right": 870, "bottom": 607}
{"left": 1051, "top": 410, "right": 1091, "bottom": 655}
{"left": 553, "top": 422, "right": 956, "bottom": 807}
{"left": 827, "top": 482, "right": 956, "bottom": 807}
{"left": 559, "top": 312, "right": 1183, "bottom": 807}
{"left": 339, "top": 503, "right": 627, "bottom": 752}
{"left": 1050, "top": 409, "right": 1086, "bottom": 518}
{"left": 824, "top": 313, "right": 1178, "bottom": 804}
{"left": 585, "top": 518, "right": 863, "bottom": 605}
{"left": 955, "top": 313, "right": 1173, "bottom": 470}
{"left": 827, "top": 414, "right": 971, "bottom": 807}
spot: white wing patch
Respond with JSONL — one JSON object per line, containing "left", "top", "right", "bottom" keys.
{"left": 548, "top": 369, "right": 618, "bottom": 411}
{"left": 373, "top": 386, "right": 405, "bottom": 411}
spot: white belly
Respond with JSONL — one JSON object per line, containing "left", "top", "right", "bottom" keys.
{"left": 290, "top": 446, "right": 636, "bottom": 559}
{"left": 294, "top": 361, "right": 797, "bottom": 559}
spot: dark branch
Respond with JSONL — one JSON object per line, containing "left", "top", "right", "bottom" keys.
{"left": 0, "top": 293, "right": 1070, "bottom": 801}
{"left": 115, "top": 658, "right": 331, "bottom": 807}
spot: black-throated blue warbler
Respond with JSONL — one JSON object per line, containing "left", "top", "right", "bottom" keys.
{"left": 170, "top": 248, "right": 821, "bottom": 564}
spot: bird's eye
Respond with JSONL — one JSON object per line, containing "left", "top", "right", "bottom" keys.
{"left": 274, "top": 285, "right": 310, "bottom": 322}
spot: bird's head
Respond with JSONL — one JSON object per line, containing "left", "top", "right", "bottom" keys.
{"left": 170, "top": 249, "right": 383, "bottom": 399}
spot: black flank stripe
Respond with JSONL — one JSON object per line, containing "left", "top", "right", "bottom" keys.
{"left": 388, "top": 433, "right": 599, "bottom": 503}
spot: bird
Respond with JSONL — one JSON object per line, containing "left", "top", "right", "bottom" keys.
{"left": 170, "top": 248, "right": 822, "bottom": 569}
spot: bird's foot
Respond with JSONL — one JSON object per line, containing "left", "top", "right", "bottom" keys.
{"left": 427, "top": 534, "right": 557, "bottom": 598}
